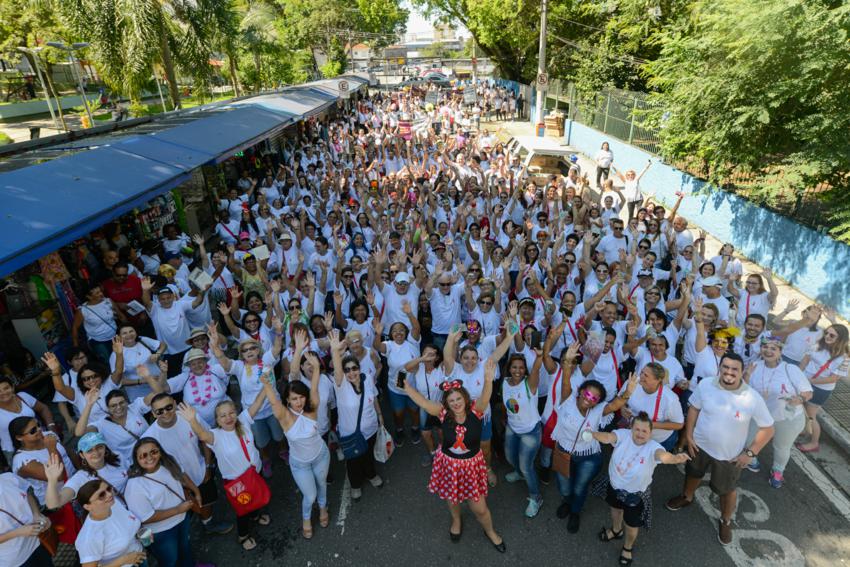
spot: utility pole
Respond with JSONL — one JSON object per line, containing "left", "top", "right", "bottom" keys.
{"left": 534, "top": 0, "right": 548, "bottom": 136}
{"left": 472, "top": 41, "right": 477, "bottom": 85}
{"left": 348, "top": 30, "right": 354, "bottom": 72}
{"left": 17, "top": 47, "right": 65, "bottom": 132}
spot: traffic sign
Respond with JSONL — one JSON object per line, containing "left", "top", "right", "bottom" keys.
{"left": 339, "top": 80, "right": 349, "bottom": 93}
{"left": 537, "top": 72, "right": 549, "bottom": 87}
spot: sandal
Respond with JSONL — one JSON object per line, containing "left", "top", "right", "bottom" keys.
{"left": 319, "top": 509, "right": 330, "bottom": 528}
{"left": 487, "top": 468, "right": 498, "bottom": 488}
{"left": 598, "top": 527, "right": 624, "bottom": 542}
{"left": 239, "top": 536, "right": 257, "bottom": 551}
{"left": 619, "top": 546, "right": 633, "bottom": 566}
{"left": 302, "top": 520, "right": 313, "bottom": 540}
{"left": 256, "top": 514, "right": 271, "bottom": 526}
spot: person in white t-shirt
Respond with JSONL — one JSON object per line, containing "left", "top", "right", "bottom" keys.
{"left": 403, "top": 345, "right": 446, "bottom": 467}
{"left": 177, "top": 394, "right": 271, "bottom": 551}
{"left": 665, "top": 352, "right": 774, "bottom": 546}
{"left": 744, "top": 336, "right": 812, "bottom": 488}
{"left": 124, "top": 437, "right": 205, "bottom": 566}
{"left": 592, "top": 415, "right": 689, "bottom": 565}
{"left": 618, "top": 362, "right": 684, "bottom": 451}
{"left": 0, "top": 472, "right": 53, "bottom": 566}
{"left": 73, "top": 478, "right": 146, "bottom": 567}
{"left": 144, "top": 393, "right": 232, "bottom": 536}
{"left": 44, "top": 434, "right": 128, "bottom": 512}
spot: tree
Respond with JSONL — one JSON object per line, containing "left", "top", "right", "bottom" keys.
{"left": 643, "top": 0, "right": 850, "bottom": 239}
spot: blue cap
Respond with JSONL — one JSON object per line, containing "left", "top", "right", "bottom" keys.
{"left": 77, "top": 432, "right": 107, "bottom": 453}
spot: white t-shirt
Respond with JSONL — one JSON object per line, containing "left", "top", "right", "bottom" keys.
{"left": 748, "top": 361, "right": 812, "bottom": 421}
{"left": 384, "top": 339, "right": 420, "bottom": 395}
{"left": 691, "top": 346, "right": 721, "bottom": 390}
{"left": 620, "top": 384, "right": 683, "bottom": 443}
{"left": 65, "top": 464, "right": 129, "bottom": 496}
{"left": 149, "top": 296, "right": 194, "bottom": 354}
{"left": 415, "top": 365, "right": 446, "bottom": 403}
{"left": 502, "top": 378, "right": 540, "bottom": 434}
{"left": 11, "top": 438, "right": 76, "bottom": 506}
{"left": 803, "top": 349, "right": 848, "bottom": 392}
{"left": 734, "top": 291, "right": 771, "bottom": 327}
{"left": 92, "top": 398, "right": 149, "bottom": 467}
{"left": 124, "top": 466, "right": 187, "bottom": 534}
{"left": 429, "top": 283, "right": 465, "bottom": 334}
{"left": 588, "top": 346, "right": 625, "bottom": 402}
{"left": 634, "top": 348, "right": 686, "bottom": 389}
{"left": 297, "top": 373, "right": 335, "bottom": 435}
{"left": 553, "top": 394, "right": 605, "bottom": 456}
{"left": 608, "top": 429, "right": 663, "bottom": 494}
{"left": 144, "top": 417, "right": 206, "bottom": 486}
{"left": 783, "top": 327, "right": 821, "bottom": 363}
{"left": 0, "top": 394, "right": 36, "bottom": 453}
{"left": 230, "top": 351, "right": 280, "bottom": 420}
{"left": 209, "top": 411, "right": 261, "bottom": 480}
{"left": 596, "top": 234, "right": 629, "bottom": 265}
{"left": 690, "top": 378, "right": 774, "bottom": 461}
{"left": 167, "top": 366, "right": 230, "bottom": 426}
{"left": 110, "top": 338, "right": 161, "bottom": 400}
{"left": 75, "top": 501, "right": 143, "bottom": 566}
{"left": 379, "top": 283, "right": 420, "bottom": 328}
{"left": 0, "top": 473, "right": 39, "bottom": 566}
{"left": 334, "top": 379, "right": 379, "bottom": 440}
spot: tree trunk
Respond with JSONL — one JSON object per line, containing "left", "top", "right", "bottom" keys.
{"left": 40, "top": 60, "right": 69, "bottom": 130}
{"left": 227, "top": 47, "right": 241, "bottom": 97}
{"left": 253, "top": 50, "right": 262, "bottom": 93}
{"left": 160, "top": 33, "right": 181, "bottom": 109}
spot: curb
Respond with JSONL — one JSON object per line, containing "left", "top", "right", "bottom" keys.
{"left": 820, "top": 411, "right": 850, "bottom": 456}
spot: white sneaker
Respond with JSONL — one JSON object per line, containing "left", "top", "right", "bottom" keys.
{"left": 525, "top": 497, "right": 543, "bottom": 518}
{"left": 369, "top": 475, "right": 384, "bottom": 488}
{"left": 351, "top": 488, "right": 362, "bottom": 501}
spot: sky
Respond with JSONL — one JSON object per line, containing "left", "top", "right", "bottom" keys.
{"left": 404, "top": 2, "right": 468, "bottom": 36}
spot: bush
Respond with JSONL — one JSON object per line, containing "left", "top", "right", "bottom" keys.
{"left": 0, "top": 132, "right": 13, "bottom": 146}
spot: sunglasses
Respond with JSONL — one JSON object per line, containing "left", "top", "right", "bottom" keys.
{"left": 108, "top": 400, "right": 128, "bottom": 410}
{"left": 81, "top": 373, "right": 100, "bottom": 382}
{"left": 581, "top": 390, "right": 601, "bottom": 404}
{"left": 343, "top": 365, "right": 360, "bottom": 372}
{"left": 23, "top": 425, "right": 40, "bottom": 436}
{"left": 479, "top": 300, "right": 493, "bottom": 306}
{"left": 93, "top": 485, "right": 114, "bottom": 501}
{"left": 138, "top": 448, "right": 160, "bottom": 460}
{"left": 153, "top": 404, "right": 175, "bottom": 416}
{"left": 439, "top": 282, "right": 452, "bottom": 287}
{"left": 289, "top": 305, "right": 301, "bottom": 310}
{"left": 342, "top": 274, "right": 354, "bottom": 279}
{"left": 240, "top": 345, "right": 260, "bottom": 354}
{"left": 638, "top": 245, "right": 650, "bottom": 250}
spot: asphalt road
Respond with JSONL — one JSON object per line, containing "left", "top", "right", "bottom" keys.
{"left": 189, "top": 414, "right": 850, "bottom": 567}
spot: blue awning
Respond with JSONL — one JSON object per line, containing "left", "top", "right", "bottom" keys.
{"left": 0, "top": 143, "right": 191, "bottom": 275}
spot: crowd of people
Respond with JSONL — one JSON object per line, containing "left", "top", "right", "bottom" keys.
{"left": 1, "top": 79, "right": 848, "bottom": 567}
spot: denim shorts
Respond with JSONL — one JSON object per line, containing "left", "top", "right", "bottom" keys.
{"left": 251, "top": 414, "right": 284, "bottom": 448}
{"left": 388, "top": 389, "right": 418, "bottom": 412}
{"left": 481, "top": 414, "right": 493, "bottom": 442}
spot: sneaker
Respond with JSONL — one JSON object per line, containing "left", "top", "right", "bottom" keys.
{"left": 718, "top": 519, "right": 733, "bottom": 545}
{"left": 261, "top": 459, "right": 272, "bottom": 479}
{"left": 665, "top": 495, "right": 693, "bottom": 511}
{"left": 203, "top": 520, "right": 234, "bottom": 535}
{"left": 369, "top": 475, "right": 384, "bottom": 488}
{"left": 411, "top": 428, "right": 422, "bottom": 445}
{"left": 746, "top": 457, "right": 761, "bottom": 473}
{"left": 393, "top": 429, "right": 405, "bottom": 448}
{"left": 556, "top": 501, "right": 571, "bottom": 519}
{"left": 421, "top": 452, "right": 434, "bottom": 467}
{"left": 539, "top": 467, "right": 551, "bottom": 485}
{"left": 525, "top": 497, "right": 543, "bottom": 518}
{"left": 505, "top": 471, "right": 524, "bottom": 483}
{"left": 351, "top": 488, "right": 362, "bottom": 501}
{"left": 566, "top": 512, "right": 581, "bottom": 534}
{"left": 769, "top": 471, "right": 784, "bottom": 489}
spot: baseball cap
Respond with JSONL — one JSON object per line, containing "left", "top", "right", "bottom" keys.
{"left": 77, "top": 432, "right": 107, "bottom": 453}
{"left": 394, "top": 272, "right": 411, "bottom": 284}
{"left": 163, "top": 251, "right": 181, "bottom": 262}
{"left": 156, "top": 287, "right": 174, "bottom": 296}
{"left": 239, "top": 231, "right": 251, "bottom": 240}
{"left": 702, "top": 276, "right": 723, "bottom": 287}
{"left": 637, "top": 269, "right": 654, "bottom": 278}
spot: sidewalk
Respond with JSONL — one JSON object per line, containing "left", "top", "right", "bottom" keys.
{"left": 491, "top": 118, "right": 850, "bottom": 453}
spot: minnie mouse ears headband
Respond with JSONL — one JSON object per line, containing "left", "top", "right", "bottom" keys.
{"left": 440, "top": 379, "right": 463, "bottom": 392}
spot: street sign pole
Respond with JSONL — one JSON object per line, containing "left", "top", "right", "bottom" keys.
{"left": 534, "top": 0, "right": 548, "bottom": 137}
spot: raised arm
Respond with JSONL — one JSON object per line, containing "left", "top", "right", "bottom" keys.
{"left": 43, "top": 352, "right": 74, "bottom": 401}
{"left": 176, "top": 404, "right": 214, "bottom": 445}
{"left": 475, "top": 358, "right": 497, "bottom": 412}
{"left": 207, "top": 322, "right": 234, "bottom": 373}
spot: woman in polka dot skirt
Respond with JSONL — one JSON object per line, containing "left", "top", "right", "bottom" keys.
{"left": 402, "top": 358, "right": 506, "bottom": 552}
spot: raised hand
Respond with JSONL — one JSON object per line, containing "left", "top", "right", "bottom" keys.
{"left": 141, "top": 277, "right": 154, "bottom": 292}
{"left": 44, "top": 453, "right": 65, "bottom": 482}
{"left": 42, "top": 351, "right": 62, "bottom": 374}
{"left": 217, "top": 302, "right": 231, "bottom": 316}
{"left": 176, "top": 402, "right": 197, "bottom": 423}
{"left": 294, "top": 328, "right": 309, "bottom": 352}
{"left": 84, "top": 387, "right": 101, "bottom": 407}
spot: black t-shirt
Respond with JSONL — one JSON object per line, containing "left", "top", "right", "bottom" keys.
{"left": 440, "top": 407, "right": 483, "bottom": 459}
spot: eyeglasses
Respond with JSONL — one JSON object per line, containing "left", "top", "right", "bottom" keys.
{"left": 138, "top": 448, "right": 160, "bottom": 461}
{"left": 153, "top": 404, "right": 175, "bottom": 416}
{"left": 108, "top": 400, "right": 128, "bottom": 410}
{"left": 93, "top": 485, "right": 114, "bottom": 501}
{"left": 343, "top": 365, "right": 360, "bottom": 372}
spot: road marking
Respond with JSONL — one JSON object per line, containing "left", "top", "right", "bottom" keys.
{"left": 790, "top": 447, "right": 850, "bottom": 523}
{"left": 336, "top": 476, "right": 351, "bottom": 535}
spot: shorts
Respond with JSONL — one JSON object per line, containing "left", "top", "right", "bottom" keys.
{"left": 685, "top": 449, "right": 741, "bottom": 496}
{"left": 198, "top": 473, "right": 218, "bottom": 506}
{"left": 420, "top": 409, "right": 440, "bottom": 430}
{"left": 809, "top": 386, "right": 832, "bottom": 407}
{"left": 251, "top": 414, "right": 284, "bottom": 449}
{"left": 481, "top": 415, "right": 492, "bottom": 443}
{"left": 605, "top": 485, "right": 644, "bottom": 528}
{"left": 388, "top": 389, "right": 418, "bottom": 412}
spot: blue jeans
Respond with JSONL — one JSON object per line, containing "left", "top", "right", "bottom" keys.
{"left": 505, "top": 422, "right": 542, "bottom": 498}
{"left": 289, "top": 444, "right": 330, "bottom": 519}
{"left": 660, "top": 430, "right": 679, "bottom": 451}
{"left": 149, "top": 516, "right": 193, "bottom": 567}
{"left": 555, "top": 451, "right": 603, "bottom": 514}
{"left": 251, "top": 414, "right": 285, "bottom": 449}
{"left": 388, "top": 389, "right": 418, "bottom": 412}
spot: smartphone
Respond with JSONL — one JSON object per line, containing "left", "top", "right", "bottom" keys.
{"left": 396, "top": 371, "right": 408, "bottom": 389}
{"left": 530, "top": 330, "right": 543, "bottom": 349}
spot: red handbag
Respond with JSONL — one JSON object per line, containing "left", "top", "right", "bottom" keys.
{"left": 47, "top": 501, "right": 80, "bottom": 545}
{"left": 224, "top": 436, "right": 270, "bottom": 517}
{"left": 541, "top": 369, "right": 562, "bottom": 449}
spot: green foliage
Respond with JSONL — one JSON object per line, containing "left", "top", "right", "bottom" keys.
{"left": 419, "top": 42, "right": 463, "bottom": 59}
{"left": 644, "top": 0, "right": 850, "bottom": 240}
{"left": 0, "top": 132, "right": 13, "bottom": 146}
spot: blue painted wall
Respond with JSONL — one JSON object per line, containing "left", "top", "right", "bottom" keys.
{"left": 565, "top": 119, "right": 850, "bottom": 320}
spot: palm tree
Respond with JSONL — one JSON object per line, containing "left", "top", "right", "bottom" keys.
{"left": 54, "top": 0, "right": 230, "bottom": 107}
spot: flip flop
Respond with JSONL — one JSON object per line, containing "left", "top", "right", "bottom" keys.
{"left": 319, "top": 509, "right": 330, "bottom": 528}
{"left": 239, "top": 536, "right": 257, "bottom": 551}
{"left": 256, "top": 514, "right": 271, "bottom": 526}
{"left": 795, "top": 443, "right": 819, "bottom": 453}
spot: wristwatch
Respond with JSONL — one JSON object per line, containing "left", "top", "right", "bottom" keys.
{"left": 744, "top": 449, "right": 756, "bottom": 458}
